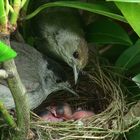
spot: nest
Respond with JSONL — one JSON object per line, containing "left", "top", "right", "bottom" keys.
{"left": 1, "top": 48, "right": 139, "bottom": 140}
{"left": 30, "top": 50, "right": 128, "bottom": 140}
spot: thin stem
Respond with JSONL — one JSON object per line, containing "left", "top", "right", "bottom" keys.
{"left": 5, "top": 0, "right": 10, "bottom": 15}
{"left": 0, "top": 101, "right": 16, "bottom": 128}
{"left": 9, "top": 4, "right": 14, "bottom": 13}
{"left": 0, "top": 0, "right": 8, "bottom": 32}
{"left": 21, "top": 0, "right": 29, "bottom": 16}
{"left": 21, "top": 0, "right": 28, "bottom": 8}
{"left": 10, "top": 0, "right": 21, "bottom": 25}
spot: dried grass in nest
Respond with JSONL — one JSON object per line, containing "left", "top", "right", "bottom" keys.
{"left": 30, "top": 53, "right": 127, "bottom": 140}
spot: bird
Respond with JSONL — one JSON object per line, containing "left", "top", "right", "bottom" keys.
{"left": 24, "top": 0, "right": 88, "bottom": 83}
{"left": 0, "top": 41, "right": 77, "bottom": 110}
{"left": 47, "top": 102, "right": 72, "bottom": 120}
{"left": 72, "top": 110, "right": 94, "bottom": 120}
{"left": 46, "top": 102, "right": 94, "bottom": 121}
{"left": 37, "top": 109, "right": 63, "bottom": 122}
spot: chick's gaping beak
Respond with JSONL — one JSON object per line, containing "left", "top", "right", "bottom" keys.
{"left": 73, "top": 64, "right": 79, "bottom": 84}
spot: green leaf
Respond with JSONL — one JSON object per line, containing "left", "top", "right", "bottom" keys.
{"left": 0, "top": 41, "right": 17, "bottom": 62}
{"left": 24, "top": 1, "right": 126, "bottom": 22}
{"left": 115, "top": 2, "right": 140, "bottom": 37}
{"left": 107, "top": 0, "right": 140, "bottom": 2}
{"left": 126, "top": 124, "right": 140, "bottom": 140}
{"left": 132, "top": 74, "right": 140, "bottom": 88}
{"left": 86, "top": 19, "right": 132, "bottom": 46}
{"left": 115, "top": 40, "right": 140, "bottom": 71}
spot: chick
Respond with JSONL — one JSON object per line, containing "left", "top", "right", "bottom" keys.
{"left": 47, "top": 103, "right": 94, "bottom": 121}
{"left": 25, "top": 0, "right": 88, "bottom": 83}
{"left": 0, "top": 41, "right": 77, "bottom": 110}
{"left": 38, "top": 110, "right": 63, "bottom": 122}
{"left": 47, "top": 102, "right": 72, "bottom": 120}
{"left": 72, "top": 110, "right": 94, "bottom": 120}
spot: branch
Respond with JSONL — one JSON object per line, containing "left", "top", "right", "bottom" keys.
{"left": 1, "top": 36, "right": 30, "bottom": 139}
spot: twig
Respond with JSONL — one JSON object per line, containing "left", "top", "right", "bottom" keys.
{"left": 0, "top": 101, "right": 16, "bottom": 128}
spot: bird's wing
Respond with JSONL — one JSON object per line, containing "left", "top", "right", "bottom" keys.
{"left": 11, "top": 41, "right": 42, "bottom": 92}
{"left": 0, "top": 84, "right": 15, "bottom": 109}
{"left": 0, "top": 41, "right": 44, "bottom": 109}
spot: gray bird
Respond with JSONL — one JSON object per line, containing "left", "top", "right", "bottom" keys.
{"left": 25, "top": 0, "right": 88, "bottom": 83}
{"left": 0, "top": 41, "right": 77, "bottom": 110}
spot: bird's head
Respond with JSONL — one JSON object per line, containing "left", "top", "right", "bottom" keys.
{"left": 50, "top": 30, "right": 88, "bottom": 84}
{"left": 65, "top": 40, "right": 88, "bottom": 84}
{"left": 31, "top": 8, "right": 89, "bottom": 84}
{"left": 47, "top": 102, "right": 72, "bottom": 120}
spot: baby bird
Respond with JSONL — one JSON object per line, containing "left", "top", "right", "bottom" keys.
{"left": 72, "top": 110, "right": 94, "bottom": 120}
{"left": 46, "top": 102, "right": 94, "bottom": 121}
{"left": 47, "top": 102, "right": 72, "bottom": 120}
{"left": 38, "top": 110, "right": 63, "bottom": 122}
{"left": 25, "top": 0, "right": 88, "bottom": 83}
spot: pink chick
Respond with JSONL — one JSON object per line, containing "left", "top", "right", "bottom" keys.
{"left": 38, "top": 110, "right": 63, "bottom": 122}
{"left": 47, "top": 102, "right": 73, "bottom": 120}
{"left": 72, "top": 110, "right": 94, "bottom": 120}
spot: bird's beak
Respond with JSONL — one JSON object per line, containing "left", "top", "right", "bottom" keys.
{"left": 46, "top": 107, "right": 57, "bottom": 117}
{"left": 73, "top": 64, "right": 79, "bottom": 84}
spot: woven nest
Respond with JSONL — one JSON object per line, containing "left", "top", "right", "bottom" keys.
{"left": 29, "top": 49, "right": 127, "bottom": 140}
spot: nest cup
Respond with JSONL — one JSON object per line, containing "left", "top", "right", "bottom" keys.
{"left": 31, "top": 50, "right": 126, "bottom": 140}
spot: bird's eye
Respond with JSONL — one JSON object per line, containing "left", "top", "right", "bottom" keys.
{"left": 73, "top": 51, "right": 79, "bottom": 59}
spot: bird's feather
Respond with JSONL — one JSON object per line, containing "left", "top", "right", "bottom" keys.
{"left": 24, "top": 0, "right": 88, "bottom": 83}
{"left": 0, "top": 42, "right": 75, "bottom": 109}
